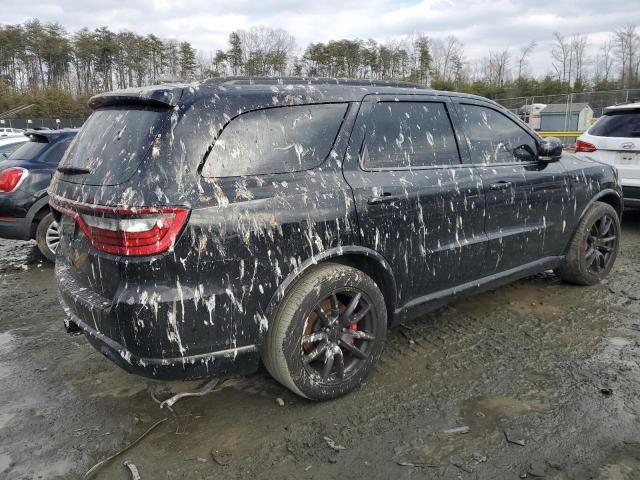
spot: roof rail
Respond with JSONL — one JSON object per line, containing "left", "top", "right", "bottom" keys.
{"left": 202, "top": 76, "right": 427, "bottom": 89}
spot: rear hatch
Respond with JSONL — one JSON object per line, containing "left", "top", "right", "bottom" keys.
{"left": 50, "top": 87, "right": 184, "bottom": 306}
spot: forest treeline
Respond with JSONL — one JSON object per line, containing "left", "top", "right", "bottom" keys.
{"left": 0, "top": 19, "right": 639, "bottom": 117}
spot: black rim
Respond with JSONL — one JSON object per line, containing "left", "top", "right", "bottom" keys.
{"left": 301, "top": 289, "right": 377, "bottom": 383}
{"left": 584, "top": 213, "right": 618, "bottom": 274}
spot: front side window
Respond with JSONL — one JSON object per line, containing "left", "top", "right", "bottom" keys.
{"left": 202, "top": 103, "right": 348, "bottom": 177}
{"left": 362, "top": 102, "right": 460, "bottom": 169}
{"left": 458, "top": 104, "right": 538, "bottom": 164}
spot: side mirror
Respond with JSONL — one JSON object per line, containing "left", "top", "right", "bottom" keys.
{"left": 538, "top": 137, "right": 563, "bottom": 162}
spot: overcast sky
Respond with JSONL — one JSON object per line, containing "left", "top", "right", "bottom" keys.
{"left": 3, "top": 0, "right": 640, "bottom": 76}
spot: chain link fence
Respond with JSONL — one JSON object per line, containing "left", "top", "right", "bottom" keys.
{"left": 0, "top": 117, "right": 86, "bottom": 130}
{"left": 495, "top": 89, "right": 640, "bottom": 146}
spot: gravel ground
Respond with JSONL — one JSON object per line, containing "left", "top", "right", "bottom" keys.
{"left": 1, "top": 211, "right": 640, "bottom": 480}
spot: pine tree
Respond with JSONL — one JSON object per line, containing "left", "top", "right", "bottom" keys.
{"left": 179, "top": 41, "right": 197, "bottom": 80}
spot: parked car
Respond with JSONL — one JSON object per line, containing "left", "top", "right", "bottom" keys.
{"left": 0, "top": 136, "right": 28, "bottom": 159}
{"left": 576, "top": 102, "right": 640, "bottom": 207}
{"left": 0, "top": 127, "right": 24, "bottom": 137}
{"left": 0, "top": 129, "right": 77, "bottom": 260}
{"left": 50, "top": 79, "right": 622, "bottom": 401}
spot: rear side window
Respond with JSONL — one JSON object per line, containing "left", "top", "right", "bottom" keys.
{"left": 58, "top": 107, "right": 166, "bottom": 185}
{"left": 362, "top": 102, "right": 460, "bottom": 169}
{"left": 589, "top": 111, "right": 640, "bottom": 137}
{"left": 458, "top": 104, "right": 538, "bottom": 164}
{"left": 201, "top": 104, "right": 347, "bottom": 177}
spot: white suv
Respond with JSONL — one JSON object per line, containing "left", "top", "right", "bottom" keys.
{"left": 576, "top": 103, "right": 640, "bottom": 207}
{"left": 0, "top": 127, "right": 25, "bottom": 137}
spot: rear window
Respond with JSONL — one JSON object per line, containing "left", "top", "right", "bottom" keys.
{"left": 58, "top": 107, "right": 166, "bottom": 185}
{"left": 9, "top": 138, "right": 48, "bottom": 160}
{"left": 201, "top": 103, "right": 347, "bottom": 177}
{"left": 0, "top": 141, "right": 28, "bottom": 159}
{"left": 41, "top": 138, "right": 73, "bottom": 165}
{"left": 589, "top": 111, "right": 640, "bottom": 138}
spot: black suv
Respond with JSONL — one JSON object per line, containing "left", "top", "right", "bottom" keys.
{"left": 49, "top": 79, "right": 622, "bottom": 400}
{"left": 0, "top": 129, "right": 77, "bottom": 260}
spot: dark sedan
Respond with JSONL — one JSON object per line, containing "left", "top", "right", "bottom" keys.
{"left": 0, "top": 129, "right": 77, "bottom": 260}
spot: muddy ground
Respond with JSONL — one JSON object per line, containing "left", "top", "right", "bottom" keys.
{"left": 1, "top": 213, "right": 640, "bottom": 480}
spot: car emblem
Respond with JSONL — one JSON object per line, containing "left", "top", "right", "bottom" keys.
{"left": 621, "top": 142, "right": 635, "bottom": 149}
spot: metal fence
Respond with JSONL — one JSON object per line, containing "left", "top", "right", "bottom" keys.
{"left": 495, "top": 88, "right": 640, "bottom": 146}
{"left": 0, "top": 117, "right": 86, "bottom": 130}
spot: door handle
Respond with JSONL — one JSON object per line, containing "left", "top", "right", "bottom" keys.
{"left": 367, "top": 192, "right": 396, "bottom": 205}
{"left": 489, "top": 181, "right": 512, "bottom": 190}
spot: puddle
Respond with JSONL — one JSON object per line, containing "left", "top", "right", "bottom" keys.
{"left": 462, "top": 394, "right": 551, "bottom": 428}
{"left": 0, "top": 453, "right": 12, "bottom": 473}
{"left": 0, "top": 332, "right": 15, "bottom": 355}
{"left": 0, "top": 413, "right": 15, "bottom": 430}
{"left": 608, "top": 337, "right": 632, "bottom": 347}
{"left": 599, "top": 455, "right": 640, "bottom": 479}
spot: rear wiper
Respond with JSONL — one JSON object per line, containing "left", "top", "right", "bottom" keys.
{"left": 57, "top": 166, "right": 91, "bottom": 175}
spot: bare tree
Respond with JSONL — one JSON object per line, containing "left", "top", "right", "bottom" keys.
{"left": 571, "top": 34, "right": 589, "bottom": 85}
{"left": 516, "top": 40, "right": 536, "bottom": 80}
{"left": 484, "top": 49, "right": 510, "bottom": 88}
{"left": 594, "top": 39, "right": 616, "bottom": 82}
{"left": 551, "top": 32, "right": 570, "bottom": 83}
{"left": 613, "top": 25, "right": 639, "bottom": 87}
{"left": 431, "top": 35, "right": 463, "bottom": 82}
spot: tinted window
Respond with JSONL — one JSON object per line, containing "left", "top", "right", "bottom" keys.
{"left": 41, "top": 138, "right": 73, "bottom": 165}
{"left": 589, "top": 111, "right": 640, "bottom": 138}
{"left": 0, "top": 141, "right": 27, "bottom": 158}
{"left": 458, "top": 104, "right": 538, "bottom": 164}
{"left": 362, "top": 102, "right": 459, "bottom": 169}
{"left": 202, "top": 104, "right": 347, "bottom": 177}
{"left": 8, "top": 138, "right": 48, "bottom": 160}
{"left": 58, "top": 107, "right": 166, "bottom": 185}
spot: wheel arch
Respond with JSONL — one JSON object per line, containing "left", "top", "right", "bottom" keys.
{"left": 263, "top": 246, "right": 397, "bottom": 329}
{"left": 563, "top": 188, "right": 622, "bottom": 255}
{"left": 25, "top": 194, "right": 50, "bottom": 238}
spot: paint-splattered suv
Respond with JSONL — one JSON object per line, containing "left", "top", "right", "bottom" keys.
{"left": 50, "top": 78, "right": 623, "bottom": 400}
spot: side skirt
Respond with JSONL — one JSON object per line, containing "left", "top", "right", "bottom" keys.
{"left": 392, "top": 256, "right": 564, "bottom": 325}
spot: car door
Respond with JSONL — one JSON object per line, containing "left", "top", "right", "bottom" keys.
{"left": 452, "top": 100, "right": 568, "bottom": 275}
{"left": 343, "top": 94, "right": 486, "bottom": 309}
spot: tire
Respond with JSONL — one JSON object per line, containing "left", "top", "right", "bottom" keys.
{"left": 554, "top": 201, "right": 620, "bottom": 285}
{"left": 263, "top": 263, "right": 387, "bottom": 401}
{"left": 35, "top": 213, "right": 59, "bottom": 262}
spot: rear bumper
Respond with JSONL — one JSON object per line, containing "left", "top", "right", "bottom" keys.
{"left": 56, "top": 258, "right": 262, "bottom": 381}
{"left": 0, "top": 217, "right": 31, "bottom": 240}
{"left": 65, "top": 310, "right": 260, "bottom": 380}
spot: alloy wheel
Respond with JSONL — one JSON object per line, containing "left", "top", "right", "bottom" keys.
{"left": 45, "top": 220, "right": 60, "bottom": 254}
{"left": 584, "top": 213, "right": 618, "bottom": 274}
{"left": 301, "top": 289, "right": 378, "bottom": 383}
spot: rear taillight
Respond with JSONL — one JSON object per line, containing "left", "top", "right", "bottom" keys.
{"left": 0, "top": 167, "right": 28, "bottom": 193}
{"left": 575, "top": 139, "right": 597, "bottom": 153}
{"left": 50, "top": 197, "right": 189, "bottom": 256}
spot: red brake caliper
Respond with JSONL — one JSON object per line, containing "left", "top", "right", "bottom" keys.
{"left": 348, "top": 322, "right": 358, "bottom": 344}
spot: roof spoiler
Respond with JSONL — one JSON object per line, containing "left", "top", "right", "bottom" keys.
{"left": 88, "top": 85, "right": 185, "bottom": 110}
